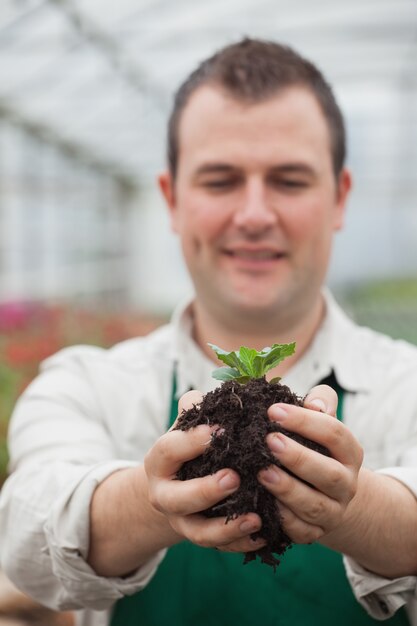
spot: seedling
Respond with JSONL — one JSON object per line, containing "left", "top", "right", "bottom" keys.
{"left": 209, "top": 342, "right": 296, "bottom": 384}
{"left": 175, "top": 340, "right": 327, "bottom": 569}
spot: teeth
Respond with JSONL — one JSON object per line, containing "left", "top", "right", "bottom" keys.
{"left": 233, "top": 250, "right": 278, "bottom": 260}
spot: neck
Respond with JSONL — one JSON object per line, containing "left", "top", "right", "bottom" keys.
{"left": 192, "top": 296, "right": 325, "bottom": 379}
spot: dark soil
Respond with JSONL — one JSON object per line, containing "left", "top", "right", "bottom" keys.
{"left": 174, "top": 377, "right": 329, "bottom": 570}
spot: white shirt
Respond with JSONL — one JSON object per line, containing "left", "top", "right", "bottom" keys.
{"left": 1, "top": 291, "right": 417, "bottom": 626}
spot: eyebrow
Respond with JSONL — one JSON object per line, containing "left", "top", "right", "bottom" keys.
{"left": 192, "top": 162, "right": 317, "bottom": 178}
{"left": 269, "top": 163, "right": 317, "bottom": 177}
{"left": 193, "top": 163, "right": 238, "bottom": 177}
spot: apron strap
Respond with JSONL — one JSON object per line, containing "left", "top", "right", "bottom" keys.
{"left": 169, "top": 361, "right": 179, "bottom": 428}
{"left": 317, "top": 369, "right": 345, "bottom": 421}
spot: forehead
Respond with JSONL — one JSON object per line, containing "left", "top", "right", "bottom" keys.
{"left": 176, "top": 85, "right": 333, "bottom": 171}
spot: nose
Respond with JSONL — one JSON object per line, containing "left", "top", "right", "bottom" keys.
{"left": 233, "top": 178, "right": 277, "bottom": 234}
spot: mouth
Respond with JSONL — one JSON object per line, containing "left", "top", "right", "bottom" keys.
{"left": 223, "top": 248, "right": 286, "bottom": 261}
{"left": 221, "top": 247, "right": 288, "bottom": 274}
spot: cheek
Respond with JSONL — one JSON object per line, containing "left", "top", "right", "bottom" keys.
{"left": 282, "top": 199, "right": 335, "bottom": 256}
{"left": 176, "top": 209, "right": 217, "bottom": 267}
{"left": 177, "top": 198, "right": 231, "bottom": 245}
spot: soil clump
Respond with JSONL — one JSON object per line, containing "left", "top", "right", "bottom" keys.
{"left": 174, "top": 377, "right": 329, "bottom": 569}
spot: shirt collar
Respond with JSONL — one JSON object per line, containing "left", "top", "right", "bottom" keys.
{"left": 323, "top": 288, "right": 373, "bottom": 394}
{"left": 170, "top": 289, "right": 372, "bottom": 399}
{"left": 284, "top": 289, "right": 372, "bottom": 396}
{"left": 171, "top": 295, "right": 220, "bottom": 398}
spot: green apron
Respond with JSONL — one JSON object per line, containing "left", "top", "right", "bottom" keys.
{"left": 111, "top": 371, "right": 408, "bottom": 626}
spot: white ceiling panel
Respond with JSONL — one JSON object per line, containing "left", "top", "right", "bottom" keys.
{"left": 0, "top": 0, "right": 414, "bottom": 183}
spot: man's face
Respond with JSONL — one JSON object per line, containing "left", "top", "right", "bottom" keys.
{"left": 160, "top": 85, "right": 351, "bottom": 327}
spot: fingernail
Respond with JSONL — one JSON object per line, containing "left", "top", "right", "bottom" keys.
{"left": 218, "top": 472, "right": 238, "bottom": 491}
{"left": 260, "top": 467, "right": 280, "bottom": 483}
{"left": 269, "top": 434, "right": 286, "bottom": 453}
{"left": 309, "top": 398, "right": 327, "bottom": 412}
{"left": 270, "top": 404, "right": 288, "bottom": 421}
{"left": 240, "top": 520, "right": 259, "bottom": 533}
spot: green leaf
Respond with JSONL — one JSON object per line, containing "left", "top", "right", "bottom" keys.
{"left": 252, "top": 354, "right": 266, "bottom": 378}
{"left": 238, "top": 346, "right": 258, "bottom": 376}
{"left": 262, "top": 342, "right": 296, "bottom": 371}
{"left": 212, "top": 366, "right": 241, "bottom": 381}
{"left": 209, "top": 341, "right": 296, "bottom": 383}
{"left": 233, "top": 376, "right": 252, "bottom": 384}
{"left": 208, "top": 343, "right": 242, "bottom": 372}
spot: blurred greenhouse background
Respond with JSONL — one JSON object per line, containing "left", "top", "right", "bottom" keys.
{"left": 0, "top": 0, "right": 417, "bottom": 472}
{"left": 0, "top": 0, "right": 415, "bottom": 312}
{"left": 0, "top": 0, "right": 417, "bottom": 474}
{"left": 0, "top": 1, "right": 415, "bottom": 621}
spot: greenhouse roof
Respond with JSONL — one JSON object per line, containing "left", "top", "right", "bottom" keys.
{"left": 0, "top": 0, "right": 416, "bottom": 182}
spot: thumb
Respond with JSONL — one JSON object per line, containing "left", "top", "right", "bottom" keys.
{"left": 169, "top": 390, "right": 204, "bottom": 430}
{"left": 304, "top": 384, "right": 338, "bottom": 417}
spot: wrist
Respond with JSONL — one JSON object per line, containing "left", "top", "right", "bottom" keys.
{"left": 320, "top": 468, "right": 417, "bottom": 578}
{"left": 320, "top": 467, "right": 373, "bottom": 553}
{"left": 88, "top": 465, "right": 181, "bottom": 577}
{"left": 133, "top": 465, "right": 183, "bottom": 549}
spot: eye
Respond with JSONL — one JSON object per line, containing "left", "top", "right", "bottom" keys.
{"left": 283, "top": 179, "right": 307, "bottom": 187}
{"left": 271, "top": 178, "right": 308, "bottom": 190}
{"left": 202, "top": 179, "right": 239, "bottom": 190}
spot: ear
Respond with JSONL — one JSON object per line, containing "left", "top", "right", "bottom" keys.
{"left": 158, "top": 170, "right": 179, "bottom": 233}
{"left": 333, "top": 168, "right": 352, "bottom": 231}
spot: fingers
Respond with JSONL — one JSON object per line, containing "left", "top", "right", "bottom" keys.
{"left": 146, "top": 411, "right": 242, "bottom": 518}
{"left": 260, "top": 433, "right": 357, "bottom": 502}
{"left": 171, "top": 511, "right": 265, "bottom": 552}
{"left": 145, "top": 423, "right": 216, "bottom": 478}
{"left": 258, "top": 457, "right": 348, "bottom": 527}
{"left": 257, "top": 440, "right": 355, "bottom": 538}
{"left": 146, "top": 387, "right": 268, "bottom": 555}
{"left": 150, "top": 468, "right": 240, "bottom": 516}
{"left": 304, "top": 384, "right": 338, "bottom": 417}
{"left": 267, "top": 403, "right": 363, "bottom": 467}
{"left": 218, "top": 535, "right": 267, "bottom": 554}
{"left": 258, "top": 404, "right": 363, "bottom": 538}
{"left": 277, "top": 503, "right": 324, "bottom": 544}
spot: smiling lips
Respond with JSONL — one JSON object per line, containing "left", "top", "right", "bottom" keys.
{"left": 221, "top": 247, "right": 287, "bottom": 274}
{"left": 223, "top": 247, "right": 286, "bottom": 261}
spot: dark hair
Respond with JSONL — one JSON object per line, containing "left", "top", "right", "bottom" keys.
{"left": 167, "top": 38, "right": 346, "bottom": 178}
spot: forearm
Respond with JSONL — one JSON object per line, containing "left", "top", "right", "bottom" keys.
{"left": 322, "top": 468, "right": 417, "bottom": 578}
{"left": 87, "top": 465, "right": 181, "bottom": 577}
{"left": 0, "top": 461, "right": 152, "bottom": 611}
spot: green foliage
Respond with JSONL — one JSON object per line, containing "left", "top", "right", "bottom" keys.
{"left": 0, "top": 440, "right": 8, "bottom": 488}
{"left": 0, "top": 363, "right": 21, "bottom": 421}
{"left": 340, "top": 277, "right": 417, "bottom": 345}
{"left": 209, "top": 342, "right": 296, "bottom": 383}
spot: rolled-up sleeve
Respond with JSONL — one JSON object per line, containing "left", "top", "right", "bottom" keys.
{"left": 0, "top": 347, "right": 165, "bottom": 611}
{"left": 344, "top": 466, "right": 417, "bottom": 621}
{"left": 343, "top": 556, "right": 417, "bottom": 620}
{"left": 1, "top": 460, "right": 165, "bottom": 610}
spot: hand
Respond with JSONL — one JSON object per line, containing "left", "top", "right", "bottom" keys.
{"left": 257, "top": 384, "right": 364, "bottom": 545}
{"left": 144, "top": 390, "right": 265, "bottom": 553}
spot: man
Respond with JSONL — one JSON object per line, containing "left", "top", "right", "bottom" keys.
{"left": 1, "top": 39, "right": 417, "bottom": 626}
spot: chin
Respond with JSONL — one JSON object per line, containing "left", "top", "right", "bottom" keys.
{"left": 232, "top": 283, "right": 286, "bottom": 307}
{"left": 197, "top": 273, "right": 291, "bottom": 318}
{"left": 228, "top": 292, "right": 284, "bottom": 317}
